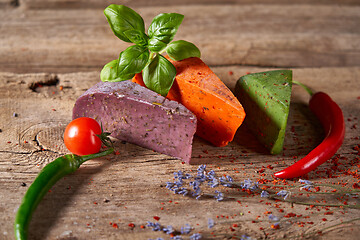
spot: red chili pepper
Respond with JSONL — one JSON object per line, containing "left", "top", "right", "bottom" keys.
{"left": 274, "top": 91, "right": 345, "bottom": 179}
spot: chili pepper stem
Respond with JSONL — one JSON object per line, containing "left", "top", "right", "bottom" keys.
{"left": 77, "top": 147, "right": 114, "bottom": 164}
{"left": 293, "top": 80, "right": 313, "bottom": 96}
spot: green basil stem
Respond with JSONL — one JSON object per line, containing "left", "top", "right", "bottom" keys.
{"left": 14, "top": 148, "right": 114, "bottom": 240}
{"left": 149, "top": 51, "right": 156, "bottom": 61}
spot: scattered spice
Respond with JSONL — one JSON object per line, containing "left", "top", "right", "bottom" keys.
{"left": 271, "top": 223, "right": 280, "bottom": 229}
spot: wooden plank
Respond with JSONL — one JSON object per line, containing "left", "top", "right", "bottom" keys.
{"left": 0, "top": 4, "right": 359, "bottom": 73}
{"left": 20, "top": 0, "right": 360, "bottom": 10}
{"left": 0, "top": 67, "right": 359, "bottom": 239}
{"left": 0, "top": 0, "right": 18, "bottom": 8}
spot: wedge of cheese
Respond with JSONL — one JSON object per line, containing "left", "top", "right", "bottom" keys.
{"left": 73, "top": 81, "right": 197, "bottom": 163}
{"left": 133, "top": 57, "right": 245, "bottom": 147}
{"left": 235, "top": 70, "right": 292, "bottom": 154}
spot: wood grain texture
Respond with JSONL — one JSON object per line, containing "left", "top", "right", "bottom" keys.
{"left": 19, "top": 0, "right": 360, "bottom": 10}
{"left": 1, "top": 1, "right": 360, "bottom": 239}
{"left": 0, "top": 2, "right": 360, "bottom": 73}
{"left": 1, "top": 67, "right": 359, "bottom": 239}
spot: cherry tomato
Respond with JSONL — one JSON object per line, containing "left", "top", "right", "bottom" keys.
{"left": 64, "top": 117, "right": 102, "bottom": 156}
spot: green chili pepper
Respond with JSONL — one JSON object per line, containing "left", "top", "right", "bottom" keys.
{"left": 14, "top": 148, "right": 114, "bottom": 240}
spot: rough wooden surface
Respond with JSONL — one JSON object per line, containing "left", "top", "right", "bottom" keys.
{"left": 1, "top": 1, "right": 360, "bottom": 240}
{"left": 1, "top": 1, "right": 360, "bottom": 73}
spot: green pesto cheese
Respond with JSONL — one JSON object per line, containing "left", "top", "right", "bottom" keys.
{"left": 235, "top": 70, "right": 292, "bottom": 154}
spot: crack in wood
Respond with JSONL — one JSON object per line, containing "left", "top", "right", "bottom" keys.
{"left": 33, "top": 132, "right": 44, "bottom": 150}
{"left": 33, "top": 133, "right": 62, "bottom": 155}
{"left": 0, "top": 150, "right": 31, "bottom": 155}
{"left": 10, "top": 0, "right": 20, "bottom": 7}
{"left": 28, "top": 74, "right": 59, "bottom": 92}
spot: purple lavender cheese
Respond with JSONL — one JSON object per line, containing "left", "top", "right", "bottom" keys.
{"left": 72, "top": 81, "right": 197, "bottom": 163}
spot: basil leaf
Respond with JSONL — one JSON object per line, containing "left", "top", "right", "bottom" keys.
{"left": 123, "top": 29, "right": 148, "bottom": 46}
{"left": 104, "top": 4, "right": 145, "bottom": 43}
{"left": 147, "top": 38, "right": 168, "bottom": 52}
{"left": 166, "top": 40, "right": 201, "bottom": 61}
{"left": 142, "top": 54, "right": 176, "bottom": 96}
{"left": 101, "top": 45, "right": 150, "bottom": 82}
{"left": 147, "top": 13, "right": 184, "bottom": 52}
{"left": 116, "top": 45, "right": 150, "bottom": 80}
{"left": 100, "top": 59, "right": 121, "bottom": 82}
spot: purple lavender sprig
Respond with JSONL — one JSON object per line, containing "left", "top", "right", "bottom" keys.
{"left": 166, "top": 165, "right": 230, "bottom": 201}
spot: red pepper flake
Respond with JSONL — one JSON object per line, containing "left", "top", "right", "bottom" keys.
{"left": 128, "top": 223, "right": 135, "bottom": 228}
{"left": 233, "top": 224, "right": 238, "bottom": 228}
{"left": 228, "top": 71, "right": 234, "bottom": 75}
{"left": 153, "top": 216, "right": 160, "bottom": 221}
{"left": 353, "top": 183, "right": 360, "bottom": 189}
{"left": 271, "top": 224, "right": 280, "bottom": 229}
{"left": 284, "top": 213, "right": 296, "bottom": 218}
{"left": 112, "top": 223, "right": 118, "bottom": 229}
{"left": 266, "top": 165, "right": 273, "bottom": 170}
{"left": 324, "top": 211, "right": 333, "bottom": 215}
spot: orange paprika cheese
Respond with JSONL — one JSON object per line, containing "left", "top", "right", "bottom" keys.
{"left": 132, "top": 57, "right": 245, "bottom": 147}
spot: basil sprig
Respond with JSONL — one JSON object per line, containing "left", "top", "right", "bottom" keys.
{"left": 100, "top": 4, "right": 201, "bottom": 96}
